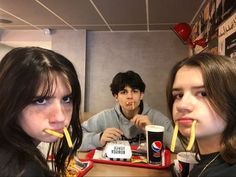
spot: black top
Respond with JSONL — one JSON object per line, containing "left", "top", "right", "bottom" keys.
{"left": 0, "top": 144, "right": 53, "bottom": 177}
{"left": 22, "top": 160, "right": 52, "bottom": 177}
{"left": 189, "top": 152, "right": 236, "bottom": 177}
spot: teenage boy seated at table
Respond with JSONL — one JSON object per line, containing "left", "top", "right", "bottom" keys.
{"left": 79, "top": 70, "right": 183, "bottom": 151}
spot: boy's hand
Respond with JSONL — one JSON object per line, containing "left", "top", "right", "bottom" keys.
{"left": 131, "top": 114, "right": 151, "bottom": 131}
{"left": 99, "top": 128, "right": 123, "bottom": 146}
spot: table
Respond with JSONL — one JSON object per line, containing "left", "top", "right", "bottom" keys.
{"left": 78, "top": 152, "right": 176, "bottom": 177}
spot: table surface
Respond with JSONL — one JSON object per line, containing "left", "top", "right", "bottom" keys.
{"left": 78, "top": 151, "right": 176, "bottom": 177}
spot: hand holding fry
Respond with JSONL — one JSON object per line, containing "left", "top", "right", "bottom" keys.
{"left": 99, "top": 128, "right": 123, "bottom": 146}
{"left": 131, "top": 115, "right": 151, "bottom": 131}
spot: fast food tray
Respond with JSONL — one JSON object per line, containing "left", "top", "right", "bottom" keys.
{"left": 85, "top": 146, "right": 171, "bottom": 169}
{"left": 77, "top": 160, "right": 93, "bottom": 177}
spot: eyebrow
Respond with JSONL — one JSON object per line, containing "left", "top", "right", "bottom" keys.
{"left": 34, "top": 92, "right": 73, "bottom": 98}
{"left": 172, "top": 85, "right": 205, "bottom": 91}
{"left": 64, "top": 93, "right": 73, "bottom": 98}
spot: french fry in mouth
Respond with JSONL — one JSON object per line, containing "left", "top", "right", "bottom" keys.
{"left": 44, "top": 129, "right": 64, "bottom": 138}
{"left": 186, "top": 120, "right": 197, "bottom": 151}
{"left": 170, "top": 122, "right": 179, "bottom": 152}
{"left": 127, "top": 101, "right": 135, "bottom": 109}
{"left": 63, "top": 127, "right": 73, "bottom": 148}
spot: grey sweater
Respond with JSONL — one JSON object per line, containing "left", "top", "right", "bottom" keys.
{"left": 79, "top": 102, "right": 183, "bottom": 151}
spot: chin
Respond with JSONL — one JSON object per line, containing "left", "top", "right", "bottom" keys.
{"left": 179, "top": 129, "right": 191, "bottom": 137}
{"left": 44, "top": 137, "right": 59, "bottom": 143}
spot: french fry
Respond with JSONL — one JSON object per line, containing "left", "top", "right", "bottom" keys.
{"left": 44, "top": 129, "right": 64, "bottom": 138}
{"left": 63, "top": 127, "right": 73, "bottom": 148}
{"left": 186, "top": 120, "right": 197, "bottom": 151}
{"left": 170, "top": 122, "right": 179, "bottom": 152}
{"left": 126, "top": 101, "right": 135, "bottom": 110}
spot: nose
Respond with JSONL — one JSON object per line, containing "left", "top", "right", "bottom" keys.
{"left": 175, "top": 93, "right": 194, "bottom": 112}
{"left": 49, "top": 101, "right": 66, "bottom": 123}
{"left": 126, "top": 91, "right": 133, "bottom": 98}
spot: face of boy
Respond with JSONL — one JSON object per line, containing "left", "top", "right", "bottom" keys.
{"left": 115, "top": 86, "right": 144, "bottom": 112}
{"left": 19, "top": 75, "right": 73, "bottom": 143}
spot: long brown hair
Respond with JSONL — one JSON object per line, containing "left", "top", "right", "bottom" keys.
{"left": 166, "top": 53, "right": 236, "bottom": 164}
{"left": 0, "top": 47, "right": 83, "bottom": 176}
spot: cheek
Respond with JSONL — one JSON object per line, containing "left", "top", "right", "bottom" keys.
{"left": 65, "top": 109, "right": 73, "bottom": 123}
{"left": 172, "top": 104, "right": 178, "bottom": 121}
{"left": 116, "top": 97, "right": 125, "bottom": 104}
{"left": 204, "top": 108, "right": 226, "bottom": 130}
{"left": 212, "top": 117, "right": 226, "bottom": 132}
{"left": 134, "top": 93, "right": 142, "bottom": 100}
{"left": 19, "top": 111, "right": 43, "bottom": 137}
{"left": 19, "top": 108, "right": 34, "bottom": 129}
{"left": 19, "top": 106, "right": 50, "bottom": 130}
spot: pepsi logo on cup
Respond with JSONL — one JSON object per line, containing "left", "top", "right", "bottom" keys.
{"left": 151, "top": 141, "right": 162, "bottom": 158}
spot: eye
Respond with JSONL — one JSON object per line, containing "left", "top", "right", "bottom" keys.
{"left": 172, "top": 92, "right": 183, "bottom": 100}
{"left": 198, "top": 91, "right": 207, "bottom": 97}
{"left": 32, "top": 97, "right": 47, "bottom": 105}
{"left": 63, "top": 95, "right": 72, "bottom": 103}
{"left": 133, "top": 89, "right": 140, "bottom": 93}
{"left": 119, "top": 90, "right": 127, "bottom": 94}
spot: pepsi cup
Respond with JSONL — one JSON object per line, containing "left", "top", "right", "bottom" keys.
{"left": 145, "top": 125, "right": 164, "bottom": 165}
{"left": 176, "top": 152, "right": 197, "bottom": 177}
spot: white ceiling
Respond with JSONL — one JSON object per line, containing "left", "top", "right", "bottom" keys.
{"left": 0, "top": 0, "right": 205, "bottom": 32}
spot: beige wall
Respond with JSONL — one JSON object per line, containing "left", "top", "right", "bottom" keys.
{"left": 51, "top": 30, "right": 86, "bottom": 112}
{"left": 0, "top": 30, "right": 188, "bottom": 116}
{"left": 0, "top": 30, "right": 86, "bottom": 111}
{"left": 0, "top": 43, "right": 13, "bottom": 60}
{"left": 85, "top": 31, "right": 188, "bottom": 116}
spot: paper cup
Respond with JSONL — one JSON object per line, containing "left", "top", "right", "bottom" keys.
{"left": 176, "top": 152, "right": 198, "bottom": 177}
{"left": 145, "top": 125, "right": 165, "bottom": 165}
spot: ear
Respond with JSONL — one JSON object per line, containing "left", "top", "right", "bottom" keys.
{"left": 140, "top": 92, "right": 144, "bottom": 100}
{"left": 114, "top": 94, "right": 118, "bottom": 101}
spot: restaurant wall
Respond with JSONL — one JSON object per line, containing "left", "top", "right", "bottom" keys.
{"left": 51, "top": 30, "right": 86, "bottom": 112}
{"left": 0, "top": 43, "right": 13, "bottom": 60}
{"left": 0, "top": 30, "right": 86, "bottom": 111}
{"left": 85, "top": 31, "right": 188, "bottom": 116}
{"left": 0, "top": 30, "right": 188, "bottom": 116}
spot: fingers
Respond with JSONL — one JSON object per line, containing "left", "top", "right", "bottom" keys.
{"left": 100, "top": 128, "right": 123, "bottom": 146}
{"left": 131, "top": 115, "right": 151, "bottom": 130}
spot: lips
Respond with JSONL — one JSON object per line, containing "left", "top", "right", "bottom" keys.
{"left": 126, "top": 101, "right": 133, "bottom": 105}
{"left": 177, "top": 118, "right": 194, "bottom": 126}
{"left": 53, "top": 128, "right": 64, "bottom": 133}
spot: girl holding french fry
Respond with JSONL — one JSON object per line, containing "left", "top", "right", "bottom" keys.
{"left": 167, "top": 53, "right": 236, "bottom": 177}
{"left": 0, "top": 47, "right": 83, "bottom": 176}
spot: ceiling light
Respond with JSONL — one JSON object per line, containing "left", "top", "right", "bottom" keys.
{"left": 43, "top": 28, "right": 51, "bottom": 35}
{"left": 0, "top": 19, "right": 12, "bottom": 24}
